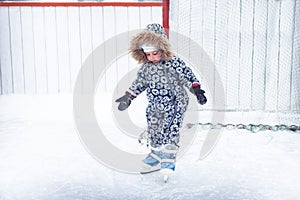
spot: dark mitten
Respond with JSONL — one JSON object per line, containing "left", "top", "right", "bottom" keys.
{"left": 115, "top": 91, "right": 136, "bottom": 111}
{"left": 192, "top": 84, "right": 207, "bottom": 105}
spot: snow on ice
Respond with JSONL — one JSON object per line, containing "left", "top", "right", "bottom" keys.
{"left": 0, "top": 94, "right": 300, "bottom": 200}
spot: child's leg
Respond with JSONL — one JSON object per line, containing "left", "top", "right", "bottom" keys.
{"left": 141, "top": 144, "right": 178, "bottom": 174}
{"left": 160, "top": 144, "right": 178, "bottom": 174}
{"left": 141, "top": 146, "right": 162, "bottom": 168}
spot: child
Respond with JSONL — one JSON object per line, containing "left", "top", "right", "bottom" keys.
{"left": 116, "top": 23, "right": 207, "bottom": 174}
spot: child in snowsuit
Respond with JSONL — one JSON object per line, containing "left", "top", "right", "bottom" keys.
{"left": 116, "top": 23, "right": 207, "bottom": 174}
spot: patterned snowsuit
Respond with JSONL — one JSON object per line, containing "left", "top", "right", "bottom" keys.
{"left": 129, "top": 24, "right": 200, "bottom": 148}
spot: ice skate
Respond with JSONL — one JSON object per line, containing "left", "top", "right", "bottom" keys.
{"left": 140, "top": 147, "right": 162, "bottom": 174}
{"left": 159, "top": 144, "right": 178, "bottom": 183}
{"left": 139, "top": 139, "right": 178, "bottom": 182}
{"left": 160, "top": 163, "right": 175, "bottom": 183}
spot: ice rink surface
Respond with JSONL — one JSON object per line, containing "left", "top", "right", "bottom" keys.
{"left": 0, "top": 95, "right": 300, "bottom": 200}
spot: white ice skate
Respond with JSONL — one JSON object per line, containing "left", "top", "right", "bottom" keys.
{"left": 159, "top": 144, "right": 178, "bottom": 183}
{"left": 140, "top": 147, "right": 162, "bottom": 174}
{"left": 140, "top": 144, "right": 178, "bottom": 182}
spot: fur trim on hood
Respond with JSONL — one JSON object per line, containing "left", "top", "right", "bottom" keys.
{"left": 129, "top": 24, "right": 173, "bottom": 64}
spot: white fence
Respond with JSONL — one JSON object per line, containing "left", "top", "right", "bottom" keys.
{"left": 0, "top": 2, "right": 162, "bottom": 94}
{"left": 1, "top": 1, "right": 299, "bottom": 113}
{"left": 170, "top": 0, "right": 300, "bottom": 112}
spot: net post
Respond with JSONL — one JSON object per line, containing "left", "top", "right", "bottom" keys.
{"left": 162, "top": 0, "right": 170, "bottom": 38}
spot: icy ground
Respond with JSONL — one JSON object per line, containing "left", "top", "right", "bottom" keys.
{"left": 0, "top": 94, "right": 300, "bottom": 200}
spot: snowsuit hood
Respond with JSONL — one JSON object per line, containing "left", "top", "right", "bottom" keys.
{"left": 129, "top": 23, "right": 173, "bottom": 64}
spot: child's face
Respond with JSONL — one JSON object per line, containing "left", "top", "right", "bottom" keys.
{"left": 145, "top": 51, "right": 162, "bottom": 63}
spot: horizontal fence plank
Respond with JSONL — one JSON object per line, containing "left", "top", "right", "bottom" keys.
{"left": 0, "top": 2, "right": 162, "bottom": 7}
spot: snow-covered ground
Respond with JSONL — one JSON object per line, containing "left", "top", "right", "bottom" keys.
{"left": 0, "top": 94, "right": 300, "bottom": 200}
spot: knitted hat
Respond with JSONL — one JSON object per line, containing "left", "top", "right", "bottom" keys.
{"left": 145, "top": 23, "right": 168, "bottom": 39}
{"left": 141, "top": 43, "right": 158, "bottom": 52}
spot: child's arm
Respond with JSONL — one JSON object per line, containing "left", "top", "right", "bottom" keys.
{"left": 115, "top": 65, "right": 147, "bottom": 111}
{"left": 115, "top": 91, "right": 136, "bottom": 111}
{"left": 171, "top": 56, "right": 199, "bottom": 87}
{"left": 128, "top": 64, "right": 148, "bottom": 96}
{"left": 173, "top": 56, "right": 207, "bottom": 105}
{"left": 191, "top": 83, "right": 207, "bottom": 105}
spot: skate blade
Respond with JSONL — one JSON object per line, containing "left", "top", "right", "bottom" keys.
{"left": 160, "top": 168, "right": 174, "bottom": 175}
{"left": 163, "top": 174, "right": 169, "bottom": 183}
{"left": 140, "top": 165, "right": 161, "bottom": 174}
{"left": 141, "top": 162, "right": 158, "bottom": 169}
{"left": 160, "top": 169, "right": 173, "bottom": 183}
